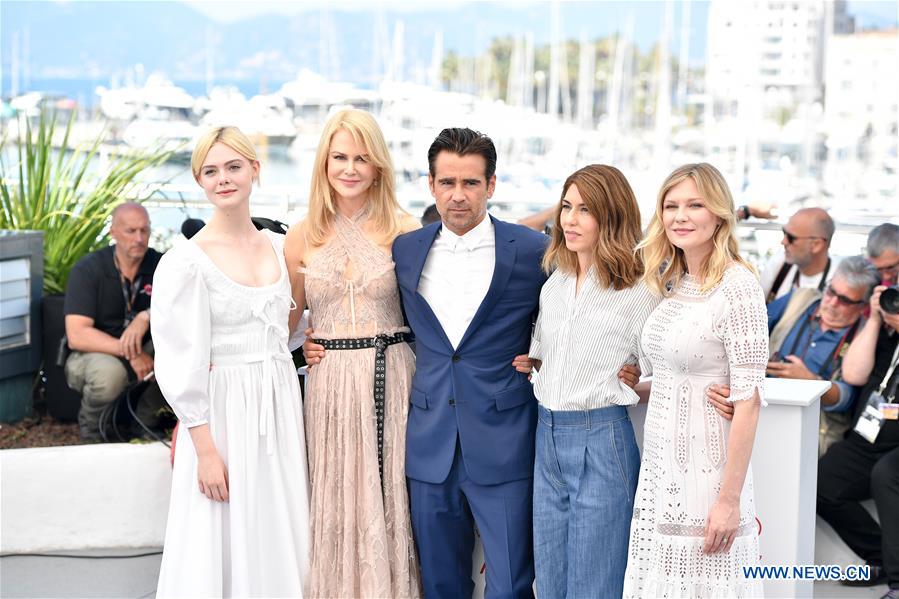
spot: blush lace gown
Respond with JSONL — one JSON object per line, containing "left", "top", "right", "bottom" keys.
{"left": 623, "top": 265, "right": 768, "bottom": 598}
{"left": 302, "top": 208, "right": 421, "bottom": 598}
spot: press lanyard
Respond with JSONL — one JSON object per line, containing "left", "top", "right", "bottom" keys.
{"left": 877, "top": 344, "right": 899, "bottom": 402}
{"left": 113, "top": 253, "right": 142, "bottom": 327}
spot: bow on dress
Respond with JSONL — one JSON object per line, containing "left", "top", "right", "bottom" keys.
{"left": 249, "top": 294, "right": 293, "bottom": 455}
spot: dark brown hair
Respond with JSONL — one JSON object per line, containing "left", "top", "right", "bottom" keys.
{"left": 427, "top": 128, "right": 497, "bottom": 181}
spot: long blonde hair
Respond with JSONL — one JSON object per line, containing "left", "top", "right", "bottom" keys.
{"left": 304, "top": 109, "right": 405, "bottom": 246}
{"left": 542, "top": 164, "right": 644, "bottom": 290}
{"left": 638, "top": 163, "right": 754, "bottom": 295}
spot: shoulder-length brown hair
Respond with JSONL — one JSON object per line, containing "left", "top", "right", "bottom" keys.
{"left": 638, "top": 162, "right": 754, "bottom": 295}
{"left": 542, "top": 164, "right": 644, "bottom": 290}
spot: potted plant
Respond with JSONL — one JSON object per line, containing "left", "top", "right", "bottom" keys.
{"left": 0, "top": 110, "right": 173, "bottom": 421}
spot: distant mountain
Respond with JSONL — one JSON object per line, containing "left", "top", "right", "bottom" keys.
{"left": 2, "top": 0, "right": 711, "bottom": 88}
{"left": 5, "top": 1, "right": 894, "bottom": 92}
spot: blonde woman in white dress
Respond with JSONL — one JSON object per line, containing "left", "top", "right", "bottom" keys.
{"left": 623, "top": 163, "right": 767, "bottom": 598}
{"left": 152, "top": 127, "right": 309, "bottom": 597}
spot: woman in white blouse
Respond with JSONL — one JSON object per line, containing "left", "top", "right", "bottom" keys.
{"left": 151, "top": 127, "right": 309, "bottom": 597}
{"left": 526, "top": 164, "right": 659, "bottom": 598}
{"left": 623, "top": 163, "right": 767, "bottom": 598}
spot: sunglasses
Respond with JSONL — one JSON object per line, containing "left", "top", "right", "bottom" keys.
{"left": 782, "top": 228, "right": 824, "bottom": 244}
{"left": 823, "top": 285, "right": 866, "bottom": 307}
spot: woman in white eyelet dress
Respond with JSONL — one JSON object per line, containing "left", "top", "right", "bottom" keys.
{"left": 152, "top": 127, "right": 309, "bottom": 598}
{"left": 624, "top": 163, "right": 767, "bottom": 598}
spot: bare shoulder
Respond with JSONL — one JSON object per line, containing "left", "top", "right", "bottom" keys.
{"left": 284, "top": 219, "right": 307, "bottom": 258}
{"left": 399, "top": 214, "right": 422, "bottom": 234}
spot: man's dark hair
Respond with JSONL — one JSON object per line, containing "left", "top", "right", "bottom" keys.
{"left": 421, "top": 204, "right": 441, "bottom": 225}
{"left": 427, "top": 128, "right": 497, "bottom": 181}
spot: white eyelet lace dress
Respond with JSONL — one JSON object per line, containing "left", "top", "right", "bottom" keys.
{"left": 623, "top": 265, "right": 768, "bottom": 598}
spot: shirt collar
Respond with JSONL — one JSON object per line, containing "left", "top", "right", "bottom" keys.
{"left": 105, "top": 245, "right": 157, "bottom": 278}
{"left": 439, "top": 213, "right": 493, "bottom": 250}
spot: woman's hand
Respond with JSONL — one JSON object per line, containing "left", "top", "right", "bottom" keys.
{"left": 196, "top": 448, "right": 229, "bottom": 502}
{"left": 512, "top": 354, "right": 538, "bottom": 374}
{"left": 618, "top": 364, "right": 641, "bottom": 389}
{"left": 302, "top": 327, "right": 326, "bottom": 370}
{"left": 703, "top": 497, "right": 740, "bottom": 554}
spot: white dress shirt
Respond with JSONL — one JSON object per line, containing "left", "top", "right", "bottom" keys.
{"left": 418, "top": 216, "right": 495, "bottom": 349}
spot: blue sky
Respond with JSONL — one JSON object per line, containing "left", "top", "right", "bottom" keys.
{"left": 183, "top": 0, "right": 899, "bottom": 26}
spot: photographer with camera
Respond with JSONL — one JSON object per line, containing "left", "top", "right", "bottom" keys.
{"left": 766, "top": 256, "right": 880, "bottom": 454}
{"left": 817, "top": 263, "right": 899, "bottom": 596}
{"left": 867, "top": 223, "right": 899, "bottom": 287}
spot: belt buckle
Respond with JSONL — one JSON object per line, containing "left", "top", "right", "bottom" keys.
{"left": 373, "top": 335, "right": 388, "bottom": 352}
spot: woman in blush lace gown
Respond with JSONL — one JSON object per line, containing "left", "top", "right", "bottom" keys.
{"left": 623, "top": 163, "right": 768, "bottom": 598}
{"left": 153, "top": 127, "right": 309, "bottom": 598}
{"left": 284, "top": 109, "right": 422, "bottom": 598}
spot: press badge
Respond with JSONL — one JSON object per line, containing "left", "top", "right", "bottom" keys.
{"left": 855, "top": 393, "right": 885, "bottom": 443}
{"left": 882, "top": 402, "right": 898, "bottom": 420}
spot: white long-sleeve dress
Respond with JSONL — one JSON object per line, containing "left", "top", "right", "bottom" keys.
{"left": 151, "top": 230, "right": 309, "bottom": 598}
{"left": 623, "top": 265, "right": 767, "bottom": 598}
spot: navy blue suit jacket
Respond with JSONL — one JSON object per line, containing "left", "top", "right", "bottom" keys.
{"left": 392, "top": 216, "right": 548, "bottom": 486}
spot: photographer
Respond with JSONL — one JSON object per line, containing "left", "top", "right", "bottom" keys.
{"left": 765, "top": 256, "right": 879, "bottom": 454}
{"left": 817, "top": 280, "right": 899, "bottom": 597}
{"left": 867, "top": 223, "right": 899, "bottom": 286}
{"left": 64, "top": 203, "right": 166, "bottom": 440}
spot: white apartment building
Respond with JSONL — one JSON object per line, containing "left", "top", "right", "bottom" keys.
{"left": 823, "top": 29, "right": 899, "bottom": 202}
{"left": 706, "top": 0, "right": 851, "bottom": 114}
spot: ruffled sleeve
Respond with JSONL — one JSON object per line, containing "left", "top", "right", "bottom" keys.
{"left": 150, "top": 246, "right": 212, "bottom": 427}
{"left": 718, "top": 267, "right": 769, "bottom": 405}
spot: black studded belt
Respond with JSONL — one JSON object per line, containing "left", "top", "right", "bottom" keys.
{"left": 311, "top": 332, "right": 412, "bottom": 490}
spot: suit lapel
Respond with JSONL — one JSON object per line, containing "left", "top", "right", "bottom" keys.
{"left": 410, "top": 223, "right": 440, "bottom": 292}
{"left": 407, "top": 224, "right": 454, "bottom": 352}
{"left": 457, "top": 216, "right": 516, "bottom": 350}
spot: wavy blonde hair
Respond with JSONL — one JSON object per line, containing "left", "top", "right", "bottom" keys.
{"left": 191, "top": 126, "right": 258, "bottom": 182}
{"left": 304, "top": 109, "right": 406, "bottom": 246}
{"left": 638, "top": 163, "right": 754, "bottom": 295}
{"left": 542, "top": 164, "right": 644, "bottom": 290}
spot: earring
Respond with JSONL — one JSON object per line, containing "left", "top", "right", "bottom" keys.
{"left": 374, "top": 179, "right": 380, "bottom": 187}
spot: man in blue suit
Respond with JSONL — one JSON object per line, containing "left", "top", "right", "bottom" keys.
{"left": 392, "top": 128, "right": 548, "bottom": 598}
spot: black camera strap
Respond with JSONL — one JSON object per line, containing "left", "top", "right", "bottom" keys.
{"left": 785, "top": 305, "right": 859, "bottom": 378}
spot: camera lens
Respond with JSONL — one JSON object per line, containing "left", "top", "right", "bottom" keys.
{"left": 881, "top": 286, "right": 899, "bottom": 315}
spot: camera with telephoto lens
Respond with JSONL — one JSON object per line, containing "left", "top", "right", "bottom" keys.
{"left": 881, "top": 286, "right": 899, "bottom": 315}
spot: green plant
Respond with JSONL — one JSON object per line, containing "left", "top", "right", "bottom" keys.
{"left": 0, "top": 111, "right": 173, "bottom": 294}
